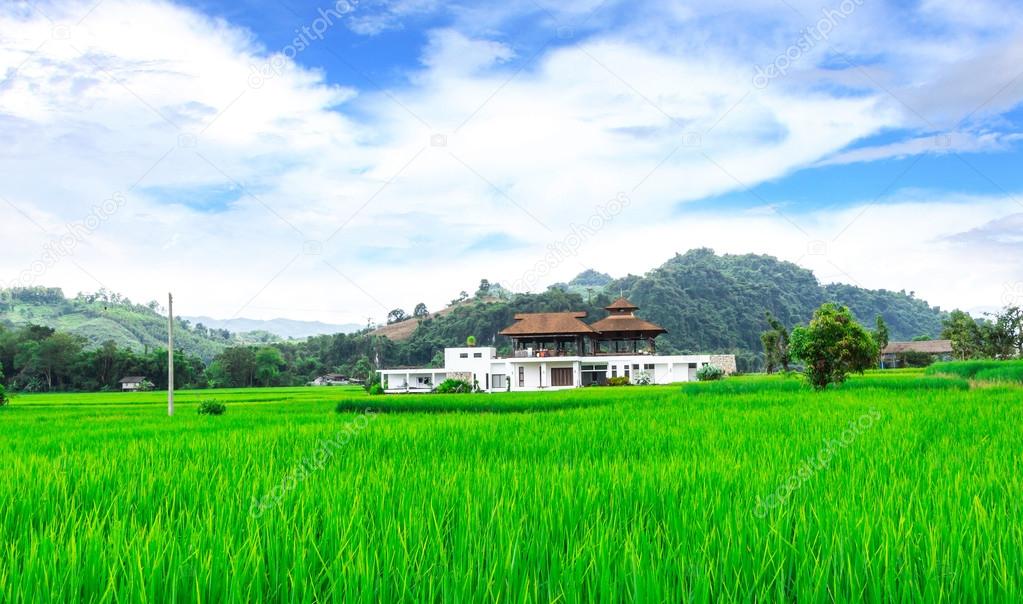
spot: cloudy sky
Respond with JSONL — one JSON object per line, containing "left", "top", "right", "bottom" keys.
{"left": 2, "top": 0, "right": 1023, "bottom": 324}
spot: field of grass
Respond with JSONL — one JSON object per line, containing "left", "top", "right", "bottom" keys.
{"left": 927, "top": 359, "right": 1023, "bottom": 384}
{"left": 2, "top": 373, "right": 1022, "bottom": 602}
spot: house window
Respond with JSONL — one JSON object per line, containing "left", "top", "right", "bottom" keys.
{"left": 632, "top": 364, "right": 640, "bottom": 370}
{"left": 518, "top": 367, "right": 525, "bottom": 387}
{"left": 493, "top": 374, "right": 506, "bottom": 389}
{"left": 624, "top": 366, "right": 631, "bottom": 379}
{"left": 644, "top": 364, "right": 655, "bottom": 370}
{"left": 473, "top": 352, "right": 482, "bottom": 358}
{"left": 689, "top": 363, "right": 697, "bottom": 369}
{"left": 551, "top": 367, "right": 573, "bottom": 387}
{"left": 612, "top": 366, "right": 618, "bottom": 378}
{"left": 459, "top": 353, "right": 468, "bottom": 358}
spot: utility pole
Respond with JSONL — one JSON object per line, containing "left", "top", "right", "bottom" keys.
{"left": 167, "top": 292, "right": 174, "bottom": 417}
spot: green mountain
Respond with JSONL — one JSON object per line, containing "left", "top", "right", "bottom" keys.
{"left": 0, "top": 288, "right": 236, "bottom": 362}
{"left": 393, "top": 249, "right": 946, "bottom": 371}
{"left": 607, "top": 249, "right": 944, "bottom": 366}
{"left": 551, "top": 269, "right": 614, "bottom": 294}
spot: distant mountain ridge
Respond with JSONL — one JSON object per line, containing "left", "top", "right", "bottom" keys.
{"left": 184, "top": 316, "right": 362, "bottom": 339}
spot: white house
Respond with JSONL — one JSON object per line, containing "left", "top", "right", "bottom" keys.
{"left": 378, "top": 297, "right": 737, "bottom": 393}
{"left": 119, "top": 376, "right": 147, "bottom": 391}
{"left": 309, "top": 373, "right": 354, "bottom": 386}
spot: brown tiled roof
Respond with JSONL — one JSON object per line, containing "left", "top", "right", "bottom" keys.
{"left": 589, "top": 315, "right": 666, "bottom": 335}
{"left": 498, "top": 312, "right": 597, "bottom": 336}
{"left": 882, "top": 340, "right": 953, "bottom": 355}
{"left": 606, "top": 297, "right": 639, "bottom": 311}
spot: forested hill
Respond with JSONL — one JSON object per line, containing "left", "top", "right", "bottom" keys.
{"left": 0, "top": 288, "right": 239, "bottom": 362}
{"left": 393, "top": 249, "right": 946, "bottom": 371}
{"left": 608, "top": 249, "right": 944, "bottom": 365}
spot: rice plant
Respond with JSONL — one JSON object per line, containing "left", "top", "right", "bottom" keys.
{"left": 1, "top": 376, "right": 1021, "bottom": 602}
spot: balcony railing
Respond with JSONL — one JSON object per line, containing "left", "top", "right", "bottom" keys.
{"left": 508, "top": 349, "right": 654, "bottom": 359}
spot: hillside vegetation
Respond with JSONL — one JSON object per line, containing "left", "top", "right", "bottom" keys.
{"left": 0, "top": 288, "right": 235, "bottom": 361}
{"left": 393, "top": 249, "right": 946, "bottom": 370}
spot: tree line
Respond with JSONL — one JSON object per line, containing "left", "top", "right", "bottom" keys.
{"left": 0, "top": 321, "right": 394, "bottom": 392}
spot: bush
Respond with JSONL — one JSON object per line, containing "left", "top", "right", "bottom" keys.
{"left": 790, "top": 303, "right": 878, "bottom": 390}
{"left": 434, "top": 379, "right": 472, "bottom": 394}
{"left": 368, "top": 383, "right": 385, "bottom": 395}
{"left": 138, "top": 379, "right": 155, "bottom": 392}
{"left": 633, "top": 371, "right": 652, "bottom": 385}
{"left": 0, "top": 384, "right": 7, "bottom": 407}
{"left": 197, "top": 399, "right": 226, "bottom": 415}
{"left": 606, "top": 376, "right": 631, "bottom": 387}
{"left": 696, "top": 365, "right": 725, "bottom": 381}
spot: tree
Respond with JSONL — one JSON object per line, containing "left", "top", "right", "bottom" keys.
{"left": 204, "top": 360, "right": 229, "bottom": 389}
{"left": 350, "top": 356, "right": 373, "bottom": 382}
{"left": 789, "top": 303, "right": 878, "bottom": 390}
{"left": 218, "top": 347, "right": 257, "bottom": 387}
{"left": 387, "top": 308, "right": 408, "bottom": 324}
{"left": 413, "top": 303, "right": 429, "bottom": 319}
{"left": 941, "top": 310, "right": 983, "bottom": 360}
{"left": 476, "top": 279, "right": 491, "bottom": 298}
{"left": 979, "top": 320, "right": 1014, "bottom": 359}
{"left": 760, "top": 331, "right": 780, "bottom": 374}
{"left": 760, "top": 312, "right": 790, "bottom": 373}
{"left": 992, "top": 305, "right": 1023, "bottom": 357}
{"left": 255, "top": 347, "right": 285, "bottom": 387}
{"left": 466, "top": 335, "right": 476, "bottom": 347}
{"left": 874, "top": 315, "right": 890, "bottom": 366}
{"left": 37, "top": 332, "right": 85, "bottom": 389}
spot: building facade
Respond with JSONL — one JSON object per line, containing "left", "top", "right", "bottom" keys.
{"left": 378, "top": 297, "right": 737, "bottom": 393}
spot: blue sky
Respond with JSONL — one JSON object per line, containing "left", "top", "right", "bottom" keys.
{"left": 2, "top": 0, "right": 1023, "bottom": 321}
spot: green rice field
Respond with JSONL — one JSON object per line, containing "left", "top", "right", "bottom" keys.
{"left": 2, "top": 370, "right": 1022, "bottom": 602}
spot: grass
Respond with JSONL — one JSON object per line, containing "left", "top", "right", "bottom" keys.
{"left": 927, "top": 359, "right": 1023, "bottom": 384}
{"left": 2, "top": 376, "right": 1022, "bottom": 601}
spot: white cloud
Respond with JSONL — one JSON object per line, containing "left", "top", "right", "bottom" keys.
{"left": 1, "top": 0, "right": 1023, "bottom": 324}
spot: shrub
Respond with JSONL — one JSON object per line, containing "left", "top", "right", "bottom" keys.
{"left": 633, "top": 371, "right": 653, "bottom": 385}
{"left": 434, "top": 379, "right": 472, "bottom": 394}
{"left": 790, "top": 303, "right": 878, "bottom": 390}
{"left": 138, "top": 379, "right": 156, "bottom": 392}
{"left": 0, "top": 384, "right": 7, "bottom": 407}
{"left": 197, "top": 399, "right": 226, "bottom": 415}
{"left": 368, "top": 383, "right": 385, "bottom": 395}
{"left": 606, "top": 376, "right": 631, "bottom": 387}
{"left": 696, "top": 365, "right": 725, "bottom": 381}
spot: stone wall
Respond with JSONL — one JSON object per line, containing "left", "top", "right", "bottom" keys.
{"left": 709, "top": 354, "right": 738, "bottom": 375}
